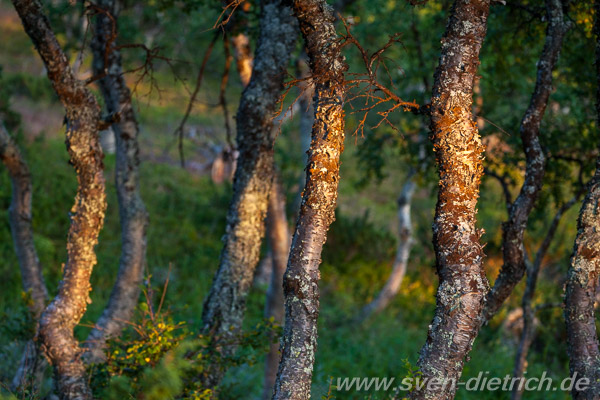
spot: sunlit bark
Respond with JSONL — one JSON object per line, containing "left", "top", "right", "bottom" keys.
{"left": 11, "top": 0, "right": 107, "bottom": 398}
{"left": 409, "top": 0, "right": 490, "bottom": 398}
{"left": 273, "top": 0, "right": 348, "bottom": 398}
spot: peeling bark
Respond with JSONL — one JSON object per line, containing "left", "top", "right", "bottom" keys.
{"left": 409, "top": 0, "right": 491, "bottom": 398}
{"left": 272, "top": 1, "right": 347, "bottom": 398}
{"left": 200, "top": 0, "right": 296, "bottom": 389}
{"left": 357, "top": 171, "right": 416, "bottom": 321}
{"left": 564, "top": 1, "right": 600, "bottom": 397}
{"left": 482, "top": 0, "right": 569, "bottom": 322}
{"left": 0, "top": 119, "right": 49, "bottom": 391}
{"left": 11, "top": 1, "right": 106, "bottom": 398}
{"left": 263, "top": 175, "right": 291, "bottom": 400}
{"left": 84, "top": 0, "right": 149, "bottom": 363}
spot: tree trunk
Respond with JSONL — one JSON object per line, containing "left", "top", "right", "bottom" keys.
{"left": 0, "top": 121, "right": 47, "bottom": 317}
{"left": 357, "top": 171, "right": 416, "bottom": 321}
{"left": 263, "top": 175, "right": 291, "bottom": 400}
{"left": 272, "top": 1, "right": 347, "bottom": 398}
{"left": 84, "top": 0, "right": 149, "bottom": 363}
{"left": 482, "top": 0, "right": 569, "bottom": 323}
{"left": 564, "top": 2, "right": 600, "bottom": 397}
{"left": 200, "top": 0, "right": 296, "bottom": 389}
{"left": 11, "top": 1, "right": 106, "bottom": 398}
{"left": 409, "top": 0, "right": 490, "bottom": 398}
{"left": 512, "top": 195, "right": 578, "bottom": 400}
{"left": 0, "top": 119, "right": 49, "bottom": 391}
{"left": 231, "top": 33, "right": 253, "bottom": 88}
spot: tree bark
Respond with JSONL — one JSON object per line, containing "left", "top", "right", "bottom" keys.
{"left": 272, "top": 1, "right": 347, "bottom": 398}
{"left": 11, "top": 1, "right": 107, "bottom": 398}
{"left": 564, "top": 1, "right": 600, "bottom": 397}
{"left": 200, "top": 0, "right": 297, "bottom": 389}
{"left": 409, "top": 0, "right": 490, "bottom": 398}
{"left": 84, "top": 0, "right": 149, "bottom": 363}
{"left": 482, "top": 0, "right": 569, "bottom": 323}
{"left": 357, "top": 170, "right": 416, "bottom": 321}
{"left": 0, "top": 120, "right": 47, "bottom": 317}
{"left": 263, "top": 175, "right": 291, "bottom": 400}
{"left": 512, "top": 195, "right": 578, "bottom": 400}
{"left": 0, "top": 119, "right": 49, "bottom": 391}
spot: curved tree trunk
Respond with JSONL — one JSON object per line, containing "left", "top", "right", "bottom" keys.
{"left": 272, "top": 1, "right": 347, "bottom": 398}
{"left": 84, "top": 0, "right": 149, "bottom": 363}
{"left": 409, "top": 0, "right": 490, "bottom": 398}
{"left": 357, "top": 171, "right": 416, "bottom": 321}
{"left": 564, "top": 2, "right": 600, "bottom": 397}
{"left": 263, "top": 175, "right": 291, "bottom": 400}
{"left": 482, "top": 0, "right": 569, "bottom": 323}
{"left": 0, "top": 120, "right": 49, "bottom": 391}
{"left": 11, "top": 1, "right": 107, "bottom": 398}
{"left": 200, "top": 0, "right": 297, "bottom": 389}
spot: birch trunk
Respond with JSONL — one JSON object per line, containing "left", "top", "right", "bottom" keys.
{"left": 0, "top": 119, "right": 49, "bottom": 391}
{"left": 263, "top": 176, "right": 291, "bottom": 400}
{"left": 200, "top": 0, "right": 296, "bottom": 389}
{"left": 564, "top": 1, "right": 600, "bottom": 397}
{"left": 483, "top": 0, "right": 569, "bottom": 322}
{"left": 85, "top": 0, "right": 149, "bottom": 363}
{"left": 272, "top": 1, "right": 347, "bottom": 398}
{"left": 357, "top": 171, "right": 416, "bottom": 321}
{"left": 11, "top": 1, "right": 106, "bottom": 398}
{"left": 409, "top": 0, "right": 490, "bottom": 398}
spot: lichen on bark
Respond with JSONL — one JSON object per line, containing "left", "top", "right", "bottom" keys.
{"left": 200, "top": 0, "right": 297, "bottom": 390}
{"left": 272, "top": 1, "right": 348, "bottom": 399}
{"left": 409, "top": 0, "right": 491, "bottom": 398}
{"left": 11, "top": 0, "right": 107, "bottom": 398}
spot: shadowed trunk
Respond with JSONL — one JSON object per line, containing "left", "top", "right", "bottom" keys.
{"left": 482, "top": 0, "right": 569, "bottom": 323}
{"left": 0, "top": 119, "right": 49, "bottom": 391}
{"left": 357, "top": 170, "right": 416, "bottom": 321}
{"left": 263, "top": 175, "right": 291, "bottom": 400}
{"left": 84, "top": 0, "right": 149, "bottom": 363}
{"left": 409, "top": 0, "right": 490, "bottom": 398}
{"left": 200, "top": 0, "right": 296, "bottom": 389}
{"left": 512, "top": 195, "right": 578, "bottom": 400}
{"left": 272, "top": 1, "right": 348, "bottom": 398}
{"left": 11, "top": 0, "right": 107, "bottom": 398}
{"left": 564, "top": 2, "right": 600, "bottom": 397}
{"left": 0, "top": 121, "right": 47, "bottom": 316}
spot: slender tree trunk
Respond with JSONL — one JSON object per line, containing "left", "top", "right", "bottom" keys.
{"left": 11, "top": 1, "right": 106, "bottom": 398}
{"left": 357, "top": 170, "right": 416, "bottom": 321}
{"left": 84, "top": 0, "right": 149, "bottom": 363}
{"left": 263, "top": 175, "right": 291, "bottom": 400}
{"left": 409, "top": 0, "right": 490, "bottom": 398}
{"left": 564, "top": 2, "right": 600, "bottom": 397}
{"left": 200, "top": 0, "right": 296, "bottom": 389}
{"left": 272, "top": 1, "right": 347, "bottom": 398}
{"left": 482, "top": 0, "right": 569, "bottom": 323}
{"left": 0, "top": 121, "right": 47, "bottom": 316}
{"left": 0, "top": 119, "right": 49, "bottom": 391}
{"left": 512, "top": 195, "right": 578, "bottom": 400}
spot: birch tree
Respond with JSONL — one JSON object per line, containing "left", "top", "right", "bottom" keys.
{"left": 200, "top": 0, "right": 296, "bottom": 389}
{"left": 272, "top": 0, "right": 348, "bottom": 398}
{"left": 84, "top": 0, "right": 149, "bottom": 363}
{"left": 409, "top": 0, "right": 491, "bottom": 398}
{"left": 11, "top": 0, "right": 107, "bottom": 398}
{"left": 564, "top": 1, "right": 600, "bottom": 397}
